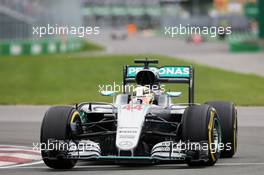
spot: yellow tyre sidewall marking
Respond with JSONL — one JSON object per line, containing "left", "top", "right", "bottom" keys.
{"left": 70, "top": 111, "right": 79, "bottom": 124}
{"left": 208, "top": 110, "right": 216, "bottom": 162}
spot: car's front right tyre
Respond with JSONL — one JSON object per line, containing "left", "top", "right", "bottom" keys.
{"left": 40, "top": 106, "right": 79, "bottom": 169}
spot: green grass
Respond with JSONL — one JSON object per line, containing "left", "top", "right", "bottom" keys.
{"left": 81, "top": 40, "right": 104, "bottom": 51}
{"left": 0, "top": 54, "right": 264, "bottom": 106}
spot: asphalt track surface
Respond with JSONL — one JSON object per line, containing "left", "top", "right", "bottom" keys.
{"left": 87, "top": 31, "right": 264, "bottom": 76}
{"left": 0, "top": 106, "right": 264, "bottom": 175}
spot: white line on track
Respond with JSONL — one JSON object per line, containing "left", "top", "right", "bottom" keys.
{"left": 216, "top": 162, "right": 264, "bottom": 166}
{"left": 2, "top": 162, "right": 264, "bottom": 169}
{"left": 0, "top": 153, "right": 41, "bottom": 160}
{"left": 0, "top": 145, "right": 33, "bottom": 149}
{"left": 0, "top": 148, "right": 39, "bottom": 152}
{"left": 0, "top": 161, "right": 15, "bottom": 166}
{"left": 0, "top": 160, "right": 44, "bottom": 169}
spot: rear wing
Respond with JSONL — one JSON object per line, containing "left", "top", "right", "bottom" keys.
{"left": 123, "top": 65, "right": 194, "bottom": 103}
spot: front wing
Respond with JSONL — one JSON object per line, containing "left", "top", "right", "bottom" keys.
{"left": 42, "top": 140, "right": 210, "bottom": 163}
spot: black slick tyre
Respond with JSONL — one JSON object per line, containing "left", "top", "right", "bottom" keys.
{"left": 40, "top": 106, "right": 80, "bottom": 169}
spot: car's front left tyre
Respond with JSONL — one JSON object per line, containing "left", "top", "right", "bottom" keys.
{"left": 205, "top": 101, "right": 238, "bottom": 158}
{"left": 182, "top": 104, "right": 222, "bottom": 166}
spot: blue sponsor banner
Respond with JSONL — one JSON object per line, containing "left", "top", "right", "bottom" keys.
{"left": 127, "top": 66, "right": 190, "bottom": 78}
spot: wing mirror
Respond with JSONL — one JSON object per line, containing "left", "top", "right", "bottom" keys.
{"left": 166, "top": 91, "right": 182, "bottom": 97}
{"left": 100, "top": 91, "right": 116, "bottom": 97}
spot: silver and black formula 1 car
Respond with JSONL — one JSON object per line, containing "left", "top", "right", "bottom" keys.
{"left": 40, "top": 59, "right": 238, "bottom": 169}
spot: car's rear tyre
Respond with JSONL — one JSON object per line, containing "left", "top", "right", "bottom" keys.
{"left": 182, "top": 105, "right": 221, "bottom": 166}
{"left": 205, "top": 101, "right": 237, "bottom": 158}
{"left": 40, "top": 106, "right": 80, "bottom": 169}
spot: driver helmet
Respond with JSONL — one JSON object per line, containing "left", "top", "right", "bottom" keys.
{"left": 131, "top": 86, "right": 154, "bottom": 104}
